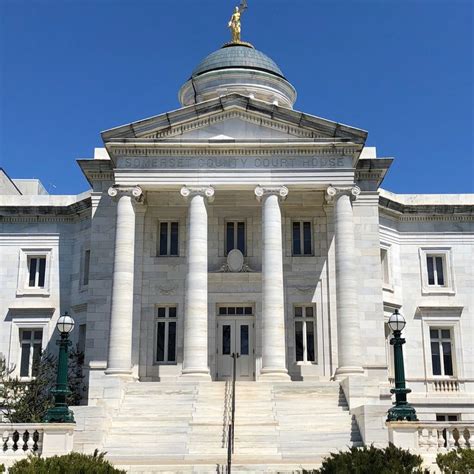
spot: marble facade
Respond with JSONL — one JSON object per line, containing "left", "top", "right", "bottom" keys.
{"left": 0, "top": 38, "right": 473, "bottom": 468}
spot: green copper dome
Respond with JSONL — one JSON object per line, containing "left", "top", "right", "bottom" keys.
{"left": 191, "top": 44, "right": 285, "bottom": 79}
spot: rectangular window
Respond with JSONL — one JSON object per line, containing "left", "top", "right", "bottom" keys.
{"left": 292, "top": 221, "right": 312, "bottom": 256}
{"left": 380, "top": 248, "right": 390, "bottom": 285}
{"left": 226, "top": 221, "right": 246, "bottom": 255}
{"left": 222, "top": 325, "right": 231, "bottom": 355}
{"left": 436, "top": 414, "right": 459, "bottom": 422}
{"left": 218, "top": 306, "right": 253, "bottom": 316}
{"left": 294, "top": 306, "right": 316, "bottom": 362}
{"left": 155, "top": 306, "right": 177, "bottom": 363}
{"left": 426, "top": 255, "right": 445, "bottom": 286}
{"left": 430, "top": 328, "right": 454, "bottom": 376}
{"left": 83, "top": 250, "right": 91, "bottom": 286}
{"left": 158, "top": 222, "right": 179, "bottom": 256}
{"left": 19, "top": 329, "right": 43, "bottom": 377}
{"left": 240, "top": 325, "right": 249, "bottom": 355}
{"left": 27, "top": 256, "right": 46, "bottom": 288}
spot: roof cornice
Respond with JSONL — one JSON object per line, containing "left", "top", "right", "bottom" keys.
{"left": 101, "top": 94, "right": 368, "bottom": 144}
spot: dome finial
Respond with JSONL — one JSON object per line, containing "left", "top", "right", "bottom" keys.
{"left": 228, "top": 0, "right": 248, "bottom": 44}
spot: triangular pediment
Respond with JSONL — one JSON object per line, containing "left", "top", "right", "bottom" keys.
{"left": 141, "top": 110, "right": 319, "bottom": 140}
{"left": 101, "top": 94, "right": 367, "bottom": 144}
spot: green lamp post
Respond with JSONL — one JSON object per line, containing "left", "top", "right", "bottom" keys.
{"left": 44, "top": 312, "right": 75, "bottom": 423}
{"left": 387, "top": 309, "right": 418, "bottom": 422}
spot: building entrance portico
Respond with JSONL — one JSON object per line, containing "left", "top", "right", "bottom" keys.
{"left": 216, "top": 305, "right": 255, "bottom": 381}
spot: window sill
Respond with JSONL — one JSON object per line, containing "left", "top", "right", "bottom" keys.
{"left": 16, "top": 288, "right": 50, "bottom": 297}
{"left": 421, "top": 287, "right": 456, "bottom": 296}
{"left": 154, "top": 256, "right": 184, "bottom": 262}
{"left": 294, "top": 361, "right": 317, "bottom": 366}
{"left": 153, "top": 362, "right": 178, "bottom": 366}
{"left": 430, "top": 375, "right": 457, "bottom": 380}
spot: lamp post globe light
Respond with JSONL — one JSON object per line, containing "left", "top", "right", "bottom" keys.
{"left": 44, "top": 312, "right": 75, "bottom": 423}
{"left": 387, "top": 309, "right": 418, "bottom": 422}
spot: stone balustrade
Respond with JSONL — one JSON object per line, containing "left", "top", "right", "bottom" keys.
{"left": 417, "top": 422, "right": 473, "bottom": 452}
{"left": 1, "top": 423, "right": 74, "bottom": 466}
{"left": 388, "top": 421, "right": 473, "bottom": 456}
{"left": 2, "top": 425, "right": 42, "bottom": 455}
{"left": 430, "top": 379, "right": 460, "bottom": 393}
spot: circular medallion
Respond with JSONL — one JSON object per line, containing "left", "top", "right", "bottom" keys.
{"left": 227, "top": 249, "right": 244, "bottom": 272}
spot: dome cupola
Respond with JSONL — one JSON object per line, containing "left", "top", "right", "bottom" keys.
{"left": 178, "top": 4, "right": 296, "bottom": 108}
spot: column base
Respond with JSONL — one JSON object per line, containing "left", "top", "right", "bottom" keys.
{"left": 334, "top": 366, "right": 365, "bottom": 380}
{"left": 259, "top": 367, "right": 291, "bottom": 381}
{"left": 180, "top": 368, "right": 212, "bottom": 380}
{"left": 104, "top": 367, "right": 134, "bottom": 377}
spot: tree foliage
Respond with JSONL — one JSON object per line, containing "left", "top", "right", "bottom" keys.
{"left": 436, "top": 448, "right": 474, "bottom": 474}
{"left": 8, "top": 450, "right": 125, "bottom": 474}
{"left": 0, "top": 348, "right": 85, "bottom": 423}
{"left": 303, "top": 444, "right": 427, "bottom": 474}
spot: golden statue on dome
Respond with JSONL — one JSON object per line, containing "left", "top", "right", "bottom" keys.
{"left": 228, "top": 0, "right": 248, "bottom": 43}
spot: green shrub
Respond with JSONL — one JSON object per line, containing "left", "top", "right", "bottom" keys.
{"left": 436, "top": 448, "right": 474, "bottom": 473}
{"left": 9, "top": 450, "right": 125, "bottom": 474}
{"left": 304, "top": 443, "right": 427, "bottom": 474}
{"left": 0, "top": 464, "right": 4, "bottom": 473}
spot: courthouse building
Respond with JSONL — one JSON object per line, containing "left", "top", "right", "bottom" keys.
{"left": 1, "top": 14, "right": 473, "bottom": 471}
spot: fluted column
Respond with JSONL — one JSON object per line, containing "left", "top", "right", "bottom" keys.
{"left": 180, "top": 186, "right": 214, "bottom": 378}
{"left": 255, "top": 185, "right": 290, "bottom": 379}
{"left": 326, "top": 185, "right": 364, "bottom": 379}
{"left": 106, "top": 185, "right": 144, "bottom": 375}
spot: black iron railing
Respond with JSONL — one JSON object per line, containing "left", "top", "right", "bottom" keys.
{"left": 227, "top": 352, "right": 239, "bottom": 474}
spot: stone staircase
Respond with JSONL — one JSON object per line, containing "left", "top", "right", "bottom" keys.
{"left": 101, "top": 380, "right": 361, "bottom": 472}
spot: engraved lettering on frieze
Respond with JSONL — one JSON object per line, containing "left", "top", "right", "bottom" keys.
{"left": 117, "top": 156, "right": 350, "bottom": 170}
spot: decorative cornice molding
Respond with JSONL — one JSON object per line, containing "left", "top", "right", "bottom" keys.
{"left": 325, "top": 185, "right": 360, "bottom": 203}
{"left": 0, "top": 233, "right": 60, "bottom": 246}
{"left": 254, "top": 185, "right": 288, "bottom": 202}
{"left": 107, "top": 144, "right": 360, "bottom": 159}
{"left": 180, "top": 186, "right": 215, "bottom": 202}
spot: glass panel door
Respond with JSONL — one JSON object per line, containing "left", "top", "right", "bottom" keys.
{"left": 216, "top": 318, "right": 254, "bottom": 381}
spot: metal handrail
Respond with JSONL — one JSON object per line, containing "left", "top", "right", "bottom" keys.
{"left": 227, "top": 352, "right": 239, "bottom": 474}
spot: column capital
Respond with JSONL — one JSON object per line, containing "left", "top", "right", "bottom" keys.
{"left": 254, "top": 185, "right": 288, "bottom": 202}
{"left": 325, "top": 185, "right": 360, "bottom": 204}
{"left": 180, "top": 186, "right": 215, "bottom": 202}
{"left": 108, "top": 185, "right": 144, "bottom": 203}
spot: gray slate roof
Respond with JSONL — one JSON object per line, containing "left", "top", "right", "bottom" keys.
{"left": 191, "top": 45, "right": 285, "bottom": 78}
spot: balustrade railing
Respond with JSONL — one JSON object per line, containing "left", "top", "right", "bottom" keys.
{"left": 418, "top": 422, "right": 473, "bottom": 452}
{"left": 431, "top": 379, "right": 460, "bottom": 393}
{"left": 0, "top": 422, "right": 74, "bottom": 466}
{"left": 2, "top": 424, "right": 43, "bottom": 456}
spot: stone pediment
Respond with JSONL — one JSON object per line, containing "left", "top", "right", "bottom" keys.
{"left": 141, "top": 111, "right": 317, "bottom": 140}
{"left": 101, "top": 94, "right": 367, "bottom": 145}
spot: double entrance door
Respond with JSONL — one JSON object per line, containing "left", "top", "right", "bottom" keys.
{"left": 216, "top": 306, "right": 254, "bottom": 380}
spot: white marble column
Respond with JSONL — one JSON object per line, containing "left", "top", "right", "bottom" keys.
{"left": 326, "top": 185, "right": 364, "bottom": 379}
{"left": 255, "top": 186, "right": 290, "bottom": 379}
{"left": 180, "top": 186, "right": 214, "bottom": 378}
{"left": 105, "top": 185, "right": 143, "bottom": 375}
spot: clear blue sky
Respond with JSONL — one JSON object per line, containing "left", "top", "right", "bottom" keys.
{"left": 1, "top": 0, "right": 472, "bottom": 195}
